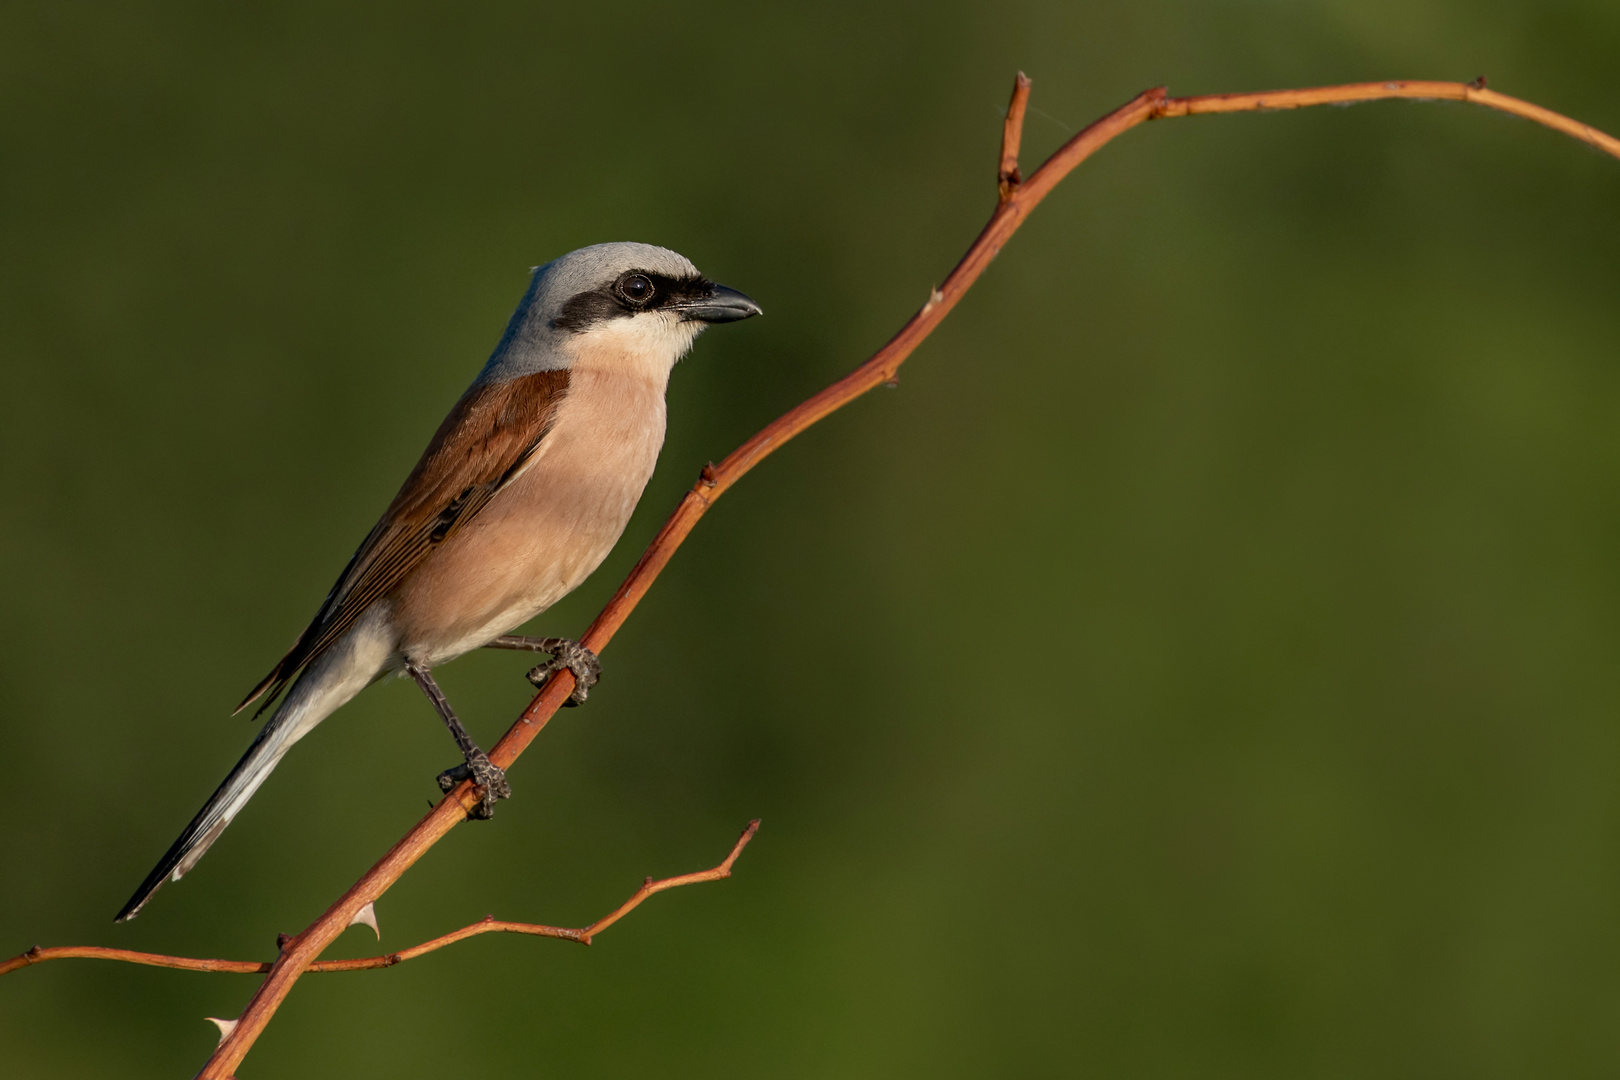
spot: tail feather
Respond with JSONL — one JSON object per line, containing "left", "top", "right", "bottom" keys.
{"left": 115, "top": 608, "right": 395, "bottom": 922}
{"left": 114, "top": 718, "right": 298, "bottom": 922}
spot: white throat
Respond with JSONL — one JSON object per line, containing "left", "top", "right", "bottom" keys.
{"left": 564, "top": 311, "right": 705, "bottom": 389}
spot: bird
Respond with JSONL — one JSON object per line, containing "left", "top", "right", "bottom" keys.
{"left": 114, "top": 242, "right": 761, "bottom": 922}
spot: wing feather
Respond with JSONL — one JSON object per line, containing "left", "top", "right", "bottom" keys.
{"left": 236, "top": 369, "right": 570, "bottom": 714}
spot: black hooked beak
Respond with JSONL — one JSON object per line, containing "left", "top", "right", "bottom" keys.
{"left": 678, "top": 282, "right": 762, "bottom": 323}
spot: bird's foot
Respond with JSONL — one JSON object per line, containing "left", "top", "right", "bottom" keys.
{"left": 436, "top": 749, "right": 511, "bottom": 819}
{"left": 524, "top": 638, "right": 601, "bottom": 706}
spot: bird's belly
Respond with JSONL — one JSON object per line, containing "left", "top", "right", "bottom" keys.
{"left": 389, "top": 375, "right": 665, "bottom": 667}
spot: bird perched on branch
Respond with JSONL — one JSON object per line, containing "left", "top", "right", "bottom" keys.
{"left": 116, "top": 242, "right": 761, "bottom": 922}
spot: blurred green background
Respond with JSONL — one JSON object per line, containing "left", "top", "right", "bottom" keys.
{"left": 3, "top": 1, "right": 1620, "bottom": 1076}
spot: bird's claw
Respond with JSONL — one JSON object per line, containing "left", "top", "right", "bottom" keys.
{"left": 525, "top": 638, "right": 601, "bottom": 706}
{"left": 436, "top": 750, "right": 510, "bottom": 819}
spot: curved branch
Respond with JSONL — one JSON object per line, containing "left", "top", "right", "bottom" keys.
{"left": 3, "top": 821, "right": 758, "bottom": 979}
{"left": 144, "top": 75, "right": 1611, "bottom": 1076}
{"left": 1156, "top": 79, "right": 1620, "bottom": 159}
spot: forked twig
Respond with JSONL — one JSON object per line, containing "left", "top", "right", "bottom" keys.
{"left": 1, "top": 822, "right": 758, "bottom": 978}
{"left": 8, "top": 75, "right": 1612, "bottom": 1078}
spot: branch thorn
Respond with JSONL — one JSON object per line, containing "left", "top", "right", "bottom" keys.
{"left": 206, "top": 1018, "right": 239, "bottom": 1047}
{"left": 348, "top": 902, "right": 380, "bottom": 940}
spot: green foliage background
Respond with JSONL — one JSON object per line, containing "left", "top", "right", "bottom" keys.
{"left": 4, "top": 2, "right": 1620, "bottom": 1076}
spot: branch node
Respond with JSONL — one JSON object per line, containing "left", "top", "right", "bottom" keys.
{"left": 1470, "top": 74, "right": 1488, "bottom": 90}
{"left": 275, "top": 934, "right": 293, "bottom": 952}
{"left": 699, "top": 462, "right": 719, "bottom": 488}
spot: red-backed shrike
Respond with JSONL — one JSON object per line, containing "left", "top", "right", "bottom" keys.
{"left": 116, "top": 242, "right": 760, "bottom": 922}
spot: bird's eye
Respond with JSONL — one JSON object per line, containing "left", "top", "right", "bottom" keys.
{"left": 619, "top": 274, "right": 654, "bottom": 305}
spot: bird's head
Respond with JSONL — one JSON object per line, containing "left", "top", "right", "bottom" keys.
{"left": 479, "top": 242, "right": 761, "bottom": 385}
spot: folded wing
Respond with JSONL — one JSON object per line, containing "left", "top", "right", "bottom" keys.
{"left": 237, "top": 369, "right": 570, "bottom": 715}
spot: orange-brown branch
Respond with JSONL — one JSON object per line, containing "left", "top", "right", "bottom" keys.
{"left": 1157, "top": 80, "right": 1620, "bottom": 159}
{"left": 998, "top": 71, "right": 1033, "bottom": 202}
{"left": 71, "top": 75, "right": 1604, "bottom": 1077}
{"left": 0, "top": 947, "right": 267, "bottom": 978}
{"left": 2, "top": 822, "right": 758, "bottom": 979}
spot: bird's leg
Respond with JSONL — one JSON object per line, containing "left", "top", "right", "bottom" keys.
{"left": 404, "top": 661, "right": 510, "bottom": 819}
{"left": 485, "top": 635, "right": 601, "bottom": 706}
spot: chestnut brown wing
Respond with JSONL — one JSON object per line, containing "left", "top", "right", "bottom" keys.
{"left": 236, "top": 369, "right": 570, "bottom": 714}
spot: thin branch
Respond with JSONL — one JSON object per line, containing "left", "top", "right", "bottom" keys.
{"left": 998, "top": 71, "right": 1033, "bottom": 203}
{"left": 2, "top": 821, "right": 758, "bottom": 978}
{"left": 1156, "top": 79, "right": 1620, "bottom": 159}
{"left": 52, "top": 75, "right": 1593, "bottom": 1078}
{"left": 0, "top": 947, "right": 266, "bottom": 978}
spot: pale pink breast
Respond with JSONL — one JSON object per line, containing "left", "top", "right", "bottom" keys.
{"left": 389, "top": 364, "right": 667, "bottom": 665}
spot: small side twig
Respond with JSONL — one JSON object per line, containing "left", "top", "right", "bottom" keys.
{"left": 998, "top": 71, "right": 1033, "bottom": 202}
{"left": 0, "top": 821, "right": 758, "bottom": 978}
